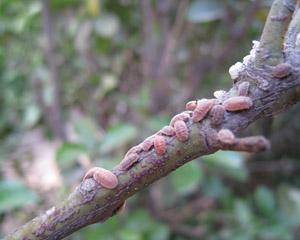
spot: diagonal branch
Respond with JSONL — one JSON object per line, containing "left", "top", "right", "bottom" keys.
{"left": 4, "top": 0, "right": 300, "bottom": 239}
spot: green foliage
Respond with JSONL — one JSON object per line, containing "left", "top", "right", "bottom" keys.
{"left": 170, "top": 161, "right": 203, "bottom": 195}
{"left": 57, "top": 143, "right": 87, "bottom": 169}
{"left": 78, "top": 209, "right": 170, "bottom": 240}
{"left": 99, "top": 123, "right": 138, "bottom": 154}
{"left": 0, "top": 180, "right": 39, "bottom": 213}
{"left": 203, "top": 151, "right": 248, "bottom": 181}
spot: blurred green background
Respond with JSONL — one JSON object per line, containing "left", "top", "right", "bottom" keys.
{"left": 1, "top": 0, "right": 300, "bottom": 239}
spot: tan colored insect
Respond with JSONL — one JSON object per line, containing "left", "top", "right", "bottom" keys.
{"left": 159, "top": 126, "right": 176, "bottom": 136}
{"left": 118, "top": 153, "right": 139, "bottom": 171}
{"left": 141, "top": 136, "right": 154, "bottom": 151}
{"left": 154, "top": 135, "right": 166, "bottom": 156}
{"left": 223, "top": 96, "right": 253, "bottom": 112}
{"left": 174, "top": 120, "right": 189, "bottom": 142}
{"left": 124, "top": 145, "right": 143, "bottom": 160}
{"left": 185, "top": 100, "right": 197, "bottom": 111}
{"left": 83, "top": 167, "right": 118, "bottom": 189}
{"left": 217, "top": 129, "right": 235, "bottom": 145}
{"left": 272, "top": 62, "right": 292, "bottom": 78}
{"left": 237, "top": 81, "right": 250, "bottom": 96}
{"left": 192, "top": 99, "right": 215, "bottom": 123}
{"left": 170, "top": 112, "right": 190, "bottom": 127}
{"left": 210, "top": 105, "right": 225, "bottom": 126}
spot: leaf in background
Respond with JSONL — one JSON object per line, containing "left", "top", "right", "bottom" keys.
{"left": 277, "top": 185, "right": 300, "bottom": 225}
{"left": 147, "top": 115, "right": 170, "bottom": 132}
{"left": 93, "top": 14, "right": 119, "bottom": 38}
{"left": 187, "top": 0, "right": 225, "bottom": 23}
{"left": 79, "top": 216, "right": 120, "bottom": 239}
{"left": 74, "top": 116, "right": 100, "bottom": 149}
{"left": 56, "top": 143, "right": 87, "bottom": 169}
{"left": 86, "top": 0, "right": 101, "bottom": 16}
{"left": 0, "top": 180, "right": 39, "bottom": 213}
{"left": 148, "top": 224, "right": 170, "bottom": 240}
{"left": 234, "top": 199, "right": 253, "bottom": 227}
{"left": 202, "top": 151, "right": 248, "bottom": 181}
{"left": 254, "top": 185, "right": 275, "bottom": 217}
{"left": 99, "top": 123, "right": 138, "bottom": 154}
{"left": 22, "top": 104, "right": 41, "bottom": 128}
{"left": 50, "top": 0, "right": 81, "bottom": 10}
{"left": 170, "top": 161, "right": 203, "bottom": 195}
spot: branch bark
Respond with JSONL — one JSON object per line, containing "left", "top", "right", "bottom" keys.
{"left": 5, "top": 0, "right": 300, "bottom": 239}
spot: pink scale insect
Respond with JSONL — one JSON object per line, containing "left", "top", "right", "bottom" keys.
{"left": 158, "top": 126, "right": 176, "bottom": 137}
{"left": 83, "top": 167, "right": 118, "bottom": 189}
{"left": 217, "top": 129, "right": 235, "bottom": 145}
{"left": 174, "top": 120, "right": 189, "bottom": 142}
{"left": 153, "top": 135, "right": 166, "bottom": 156}
{"left": 192, "top": 99, "right": 216, "bottom": 123}
{"left": 210, "top": 104, "right": 225, "bottom": 126}
{"left": 222, "top": 96, "right": 253, "bottom": 112}
{"left": 185, "top": 100, "right": 197, "bottom": 111}
{"left": 170, "top": 112, "right": 190, "bottom": 127}
{"left": 118, "top": 152, "right": 139, "bottom": 171}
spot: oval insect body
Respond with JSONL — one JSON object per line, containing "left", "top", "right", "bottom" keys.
{"left": 170, "top": 112, "right": 190, "bottom": 127}
{"left": 153, "top": 135, "right": 166, "bottom": 156}
{"left": 159, "top": 126, "right": 175, "bottom": 136}
{"left": 217, "top": 129, "right": 235, "bottom": 145}
{"left": 272, "top": 62, "right": 292, "bottom": 78}
{"left": 210, "top": 105, "right": 225, "bottom": 126}
{"left": 174, "top": 120, "right": 189, "bottom": 142}
{"left": 237, "top": 81, "right": 250, "bottom": 96}
{"left": 192, "top": 99, "right": 215, "bottom": 122}
{"left": 124, "top": 145, "right": 143, "bottom": 158}
{"left": 83, "top": 167, "right": 99, "bottom": 180}
{"left": 118, "top": 153, "right": 139, "bottom": 171}
{"left": 92, "top": 167, "right": 118, "bottom": 189}
{"left": 141, "top": 136, "right": 154, "bottom": 151}
{"left": 223, "top": 96, "right": 253, "bottom": 111}
{"left": 185, "top": 100, "right": 197, "bottom": 111}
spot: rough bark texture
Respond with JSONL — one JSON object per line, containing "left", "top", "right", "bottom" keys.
{"left": 4, "top": 0, "right": 300, "bottom": 239}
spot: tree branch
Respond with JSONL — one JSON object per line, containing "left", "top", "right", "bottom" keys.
{"left": 4, "top": 0, "right": 300, "bottom": 239}
{"left": 255, "top": 0, "right": 296, "bottom": 65}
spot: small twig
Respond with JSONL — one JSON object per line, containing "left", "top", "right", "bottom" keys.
{"left": 255, "top": 0, "right": 296, "bottom": 65}
{"left": 42, "top": 0, "right": 66, "bottom": 140}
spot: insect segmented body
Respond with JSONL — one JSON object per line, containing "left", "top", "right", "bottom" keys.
{"left": 93, "top": 168, "right": 118, "bottom": 189}
{"left": 237, "top": 81, "right": 250, "bottom": 96}
{"left": 83, "top": 167, "right": 118, "bottom": 189}
{"left": 272, "top": 62, "right": 292, "bottom": 79}
{"left": 223, "top": 96, "right": 253, "bottom": 112}
{"left": 192, "top": 99, "right": 215, "bottom": 122}
{"left": 159, "top": 126, "right": 176, "bottom": 136}
{"left": 185, "top": 100, "right": 197, "bottom": 111}
{"left": 174, "top": 120, "right": 189, "bottom": 142}
{"left": 170, "top": 112, "right": 190, "bottom": 127}
{"left": 125, "top": 145, "right": 143, "bottom": 157}
{"left": 141, "top": 136, "right": 155, "bottom": 151}
{"left": 217, "top": 129, "right": 235, "bottom": 145}
{"left": 210, "top": 105, "right": 225, "bottom": 126}
{"left": 153, "top": 135, "right": 166, "bottom": 155}
{"left": 118, "top": 153, "right": 139, "bottom": 171}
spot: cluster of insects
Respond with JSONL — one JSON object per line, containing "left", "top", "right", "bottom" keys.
{"left": 83, "top": 77, "right": 270, "bottom": 191}
{"left": 115, "top": 80, "right": 254, "bottom": 172}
